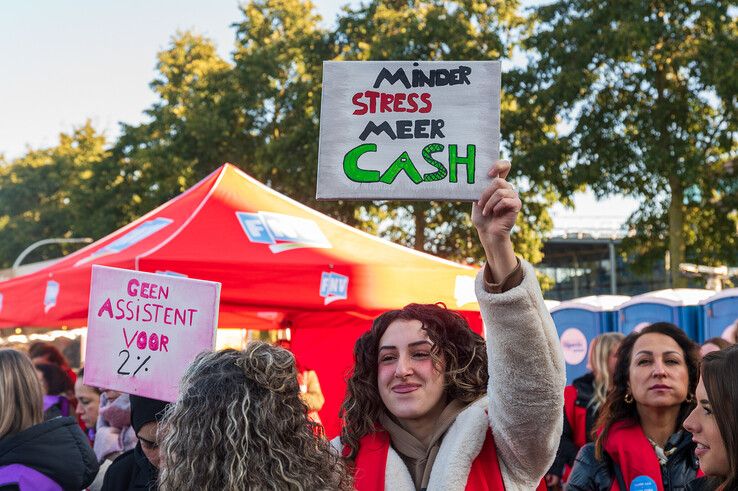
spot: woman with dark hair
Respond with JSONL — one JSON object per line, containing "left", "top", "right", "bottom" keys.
{"left": 35, "top": 362, "right": 74, "bottom": 419}
{"left": 29, "top": 342, "right": 77, "bottom": 385}
{"left": 567, "top": 323, "right": 702, "bottom": 490}
{"left": 158, "top": 342, "right": 352, "bottom": 490}
{"left": 334, "top": 160, "right": 566, "bottom": 490}
{"left": 75, "top": 367, "right": 102, "bottom": 443}
{"left": 683, "top": 345, "right": 738, "bottom": 491}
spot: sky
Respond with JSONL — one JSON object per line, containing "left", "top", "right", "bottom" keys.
{"left": 0, "top": 0, "right": 638, "bottom": 230}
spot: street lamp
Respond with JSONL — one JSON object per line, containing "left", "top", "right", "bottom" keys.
{"left": 12, "top": 237, "right": 94, "bottom": 271}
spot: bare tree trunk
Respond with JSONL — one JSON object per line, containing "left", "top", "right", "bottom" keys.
{"left": 668, "top": 176, "right": 687, "bottom": 287}
{"left": 414, "top": 203, "right": 427, "bottom": 251}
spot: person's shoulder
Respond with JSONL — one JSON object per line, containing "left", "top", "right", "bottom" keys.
{"left": 567, "top": 443, "right": 612, "bottom": 490}
{"left": 101, "top": 450, "right": 135, "bottom": 490}
{"left": 110, "top": 449, "right": 135, "bottom": 466}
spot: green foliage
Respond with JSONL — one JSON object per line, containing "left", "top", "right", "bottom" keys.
{"left": 517, "top": 0, "right": 737, "bottom": 285}
{"left": 0, "top": 122, "right": 109, "bottom": 267}
{"left": 5, "top": 0, "right": 733, "bottom": 292}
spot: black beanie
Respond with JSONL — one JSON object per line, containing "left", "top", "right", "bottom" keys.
{"left": 130, "top": 394, "right": 169, "bottom": 434}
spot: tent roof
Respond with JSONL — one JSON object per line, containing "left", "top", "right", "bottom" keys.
{"left": 0, "top": 164, "right": 480, "bottom": 328}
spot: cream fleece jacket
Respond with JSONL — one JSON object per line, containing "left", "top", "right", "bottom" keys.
{"left": 333, "top": 259, "right": 566, "bottom": 490}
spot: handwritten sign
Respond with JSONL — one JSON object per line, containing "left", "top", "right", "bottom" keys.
{"left": 84, "top": 266, "right": 220, "bottom": 402}
{"left": 317, "top": 60, "right": 501, "bottom": 201}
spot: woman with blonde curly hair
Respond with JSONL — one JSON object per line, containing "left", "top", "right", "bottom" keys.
{"left": 158, "top": 342, "right": 351, "bottom": 491}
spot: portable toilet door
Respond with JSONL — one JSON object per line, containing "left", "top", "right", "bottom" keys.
{"left": 700, "top": 288, "right": 738, "bottom": 343}
{"left": 551, "top": 295, "right": 630, "bottom": 384}
{"left": 617, "top": 289, "right": 714, "bottom": 341}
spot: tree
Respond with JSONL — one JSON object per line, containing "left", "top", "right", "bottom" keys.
{"left": 0, "top": 122, "right": 109, "bottom": 267}
{"left": 519, "top": 0, "right": 737, "bottom": 286}
{"left": 336, "top": 0, "right": 551, "bottom": 268}
{"left": 109, "top": 31, "right": 245, "bottom": 214}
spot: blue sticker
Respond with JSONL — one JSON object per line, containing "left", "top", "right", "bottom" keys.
{"left": 630, "top": 475, "right": 658, "bottom": 491}
{"left": 44, "top": 280, "right": 60, "bottom": 313}
{"left": 236, "top": 212, "right": 276, "bottom": 244}
{"left": 95, "top": 217, "right": 173, "bottom": 255}
{"left": 236, "top": 211, "right": 331, "bottom": 253}
{"left": 320, "top": 272, "right": 349, "bottom": 305}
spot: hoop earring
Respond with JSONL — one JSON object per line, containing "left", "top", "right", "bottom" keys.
{"left": 624, "top": 392, "right": 634, "bottom": 404}
{"left": 686, "top": 393, "right": 695, "bottom": 404}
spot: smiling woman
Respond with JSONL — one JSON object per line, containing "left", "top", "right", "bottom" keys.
{"left": 333, "top": 160, "right": 566, "bottom": 491}
{"left": 683, "top": 345, "right": 738, "bottom": 491}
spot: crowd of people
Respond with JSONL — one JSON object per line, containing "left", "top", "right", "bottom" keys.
{"left": 0, "top": 161, "right": 736, "bottom": 491}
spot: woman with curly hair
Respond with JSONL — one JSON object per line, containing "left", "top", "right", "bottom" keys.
{"left": 158, "top": 342, "right": 351, "bottom": 491}
{"left": 334, "top": 160, "right": 566, "bottom": 490}
{"left": 683, "top": 345, "right": 738, "bottom": 490}
{"left": 567, "top": 323, "right": 702, "bottom": 490}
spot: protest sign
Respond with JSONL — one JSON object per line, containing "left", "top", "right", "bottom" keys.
{"left": 317, "top": 60, "right": 501, "bottom": 201}
{"left": 84, "top": 266, "right": 220, "bottom": 402}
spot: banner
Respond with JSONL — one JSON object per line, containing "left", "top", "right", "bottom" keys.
{"left": 317, "top": 60, "right": 501, "bottom": 201}
{"left": 84, "top": 266, "right": 220, "bottom": 401}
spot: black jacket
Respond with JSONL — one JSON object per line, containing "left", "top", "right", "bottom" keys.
{"left": 101, "top": 444, "right": 157, "bottom": 491}
{"left": 550, "top": 372, "right": 597, "bottom": 476}
{"left": 566, "top": 430, "right": 699, "bottom": 491}
{"left": 0, "top": 416, "right": 99, "bottom": 491}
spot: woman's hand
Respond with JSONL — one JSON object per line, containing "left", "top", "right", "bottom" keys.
{"left": 471, "top": 160, "right": 521, "bottom": 282}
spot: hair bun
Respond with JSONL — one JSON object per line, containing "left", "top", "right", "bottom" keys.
{"left": 236, "top": 342, "right": 298, "bottom": 393}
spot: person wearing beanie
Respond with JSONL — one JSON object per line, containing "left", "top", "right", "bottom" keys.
{"left": 100, "top": 395, "right": 169, "bottom": 491}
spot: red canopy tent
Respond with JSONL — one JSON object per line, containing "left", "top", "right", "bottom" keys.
{"left": 0, "top": 163, "right": 481, "bottom": 436}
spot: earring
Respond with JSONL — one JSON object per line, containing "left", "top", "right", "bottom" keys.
{"left": 686, "top": 393, "right": 695, "bottom": 404}
{"left": 624, "top": 392, "right": 634, "bottom": 404}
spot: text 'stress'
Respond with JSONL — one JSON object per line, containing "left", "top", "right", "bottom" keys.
{"left": 84, "top": 266, "right": 220, "bottom": 402}
{"left": 317, "top": 60, "right": 501, "bottom": 201}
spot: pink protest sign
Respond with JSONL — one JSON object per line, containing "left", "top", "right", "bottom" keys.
{"left": 84, "top": 265, "right": 220, "bottom": 402}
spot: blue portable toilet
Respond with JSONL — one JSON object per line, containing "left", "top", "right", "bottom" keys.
{"left": 699, "top": 288, "right": 738, "bottom": 343}
{"left": 551, "top": 295, "right": 630, "bottom": 384}
{"left": 617, "top": 289, "right": 714, "bottom": 341}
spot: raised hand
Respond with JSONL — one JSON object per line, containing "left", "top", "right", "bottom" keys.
{"left": 471, "top": 160, "right": 521, "bottom": 282}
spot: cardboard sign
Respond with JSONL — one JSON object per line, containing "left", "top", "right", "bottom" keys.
{"left": 317, "top": 60, "right": 501, "bottom": 201}
{"left": 84, "top": 266, "right": 220, "bottom": 402}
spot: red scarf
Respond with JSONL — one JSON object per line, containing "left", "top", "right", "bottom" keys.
{"left": 349, "top": 428, "right": 507, "bottom": 491}
{"left": 603, "top": 420, "right": 664, "bottom": 491}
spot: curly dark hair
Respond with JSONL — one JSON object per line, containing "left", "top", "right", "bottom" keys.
{"left": 159, "top": 343, "right": 352, "bottom": 490}
{"left": 594, "top": 322, "right": 700, "bottom": 459}
{"left": 339, "top": 303, "right": 487, "bottom": 460}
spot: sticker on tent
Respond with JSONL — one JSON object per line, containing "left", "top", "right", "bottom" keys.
{"left": 560, "top": 328, "right": 588, "bottom": 365}
{"left": 84, "top": 266, "right": 220, "bottom": 402}
{"left": 236, "top": 211, "right": 331, "bottom": 253}
{"left": 44, "top": 280, "right": 60, "bottom": 313}
{"left": 75, "top": 218, "right": 174, "bottom": 266}
{"left": 317, "top": 60, "right": 501, "bottom": 201}
{"left": 320, "top": 272, "right": 349, "bottom": 305}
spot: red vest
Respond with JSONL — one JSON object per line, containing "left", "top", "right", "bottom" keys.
{"left": 564, "top": 385, "right": 588, "bottom": 448}
{"left": 562, "top": 384, "right": 588, "bottom": 481}
{"left": 349, "top": 428, "right": 550, "bottom": 491}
